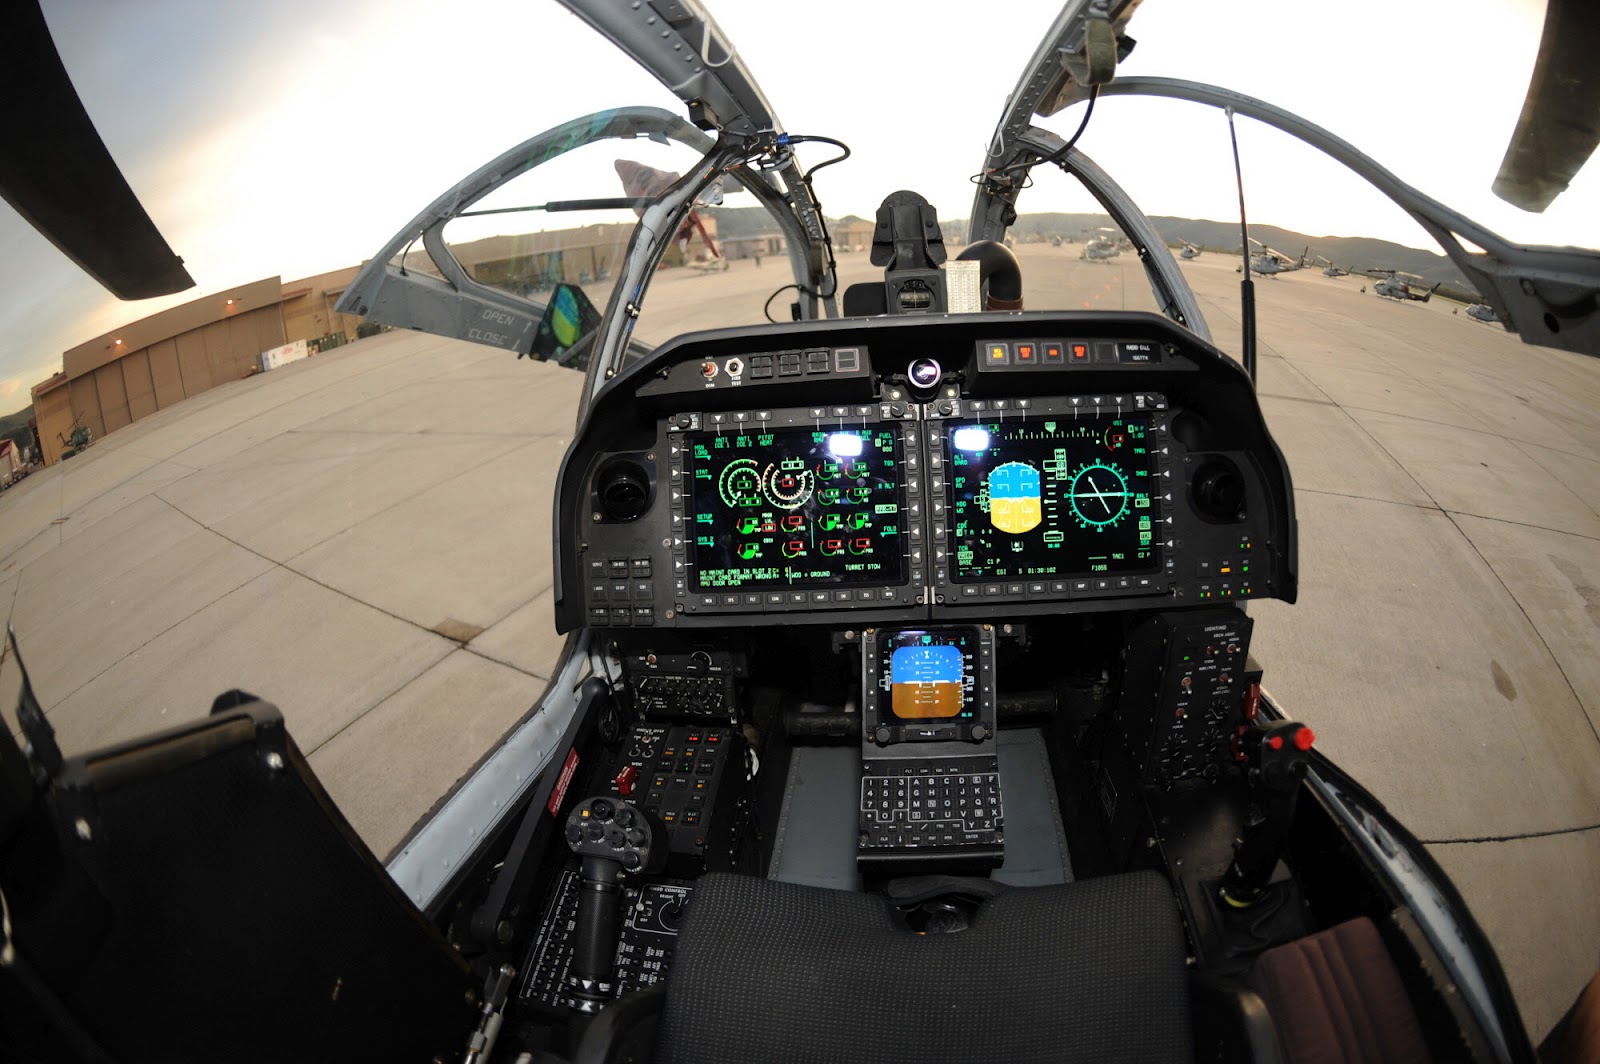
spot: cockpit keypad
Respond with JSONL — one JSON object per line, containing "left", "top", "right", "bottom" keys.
{"left": 859, "top": 757, "right": 1004, "bottom": 854}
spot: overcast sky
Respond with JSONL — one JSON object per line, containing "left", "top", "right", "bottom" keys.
{"left": 0, "top": 0, "right": 1584, "bottom": 417}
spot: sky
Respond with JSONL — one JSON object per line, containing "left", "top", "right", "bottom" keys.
{"left": 0, "top": 0, "right": 1585, "bottom": 418}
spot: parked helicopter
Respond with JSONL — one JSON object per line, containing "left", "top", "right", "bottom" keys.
{"left": 7, "top": 0, "right": 1600, "bottom": 1062}
{"left": 1372, "top": 269, "right": 1442, "bottom": 302}
{"left": 1081, "top": 225, "right": 1122, "bottom": 260}
{"left": 1467, "top": 302, "right": 1502, "bottom": 323}
{"left": 1315, "top": 255, "right": 1352, "bottom": 277}
{"left": 1244, "top": 237, "right": 1309, "bottom": 275}
{"left": 1179, "top": 240, "right": 1202, "bottom": 259}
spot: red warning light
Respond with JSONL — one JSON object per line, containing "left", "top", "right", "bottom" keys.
{"left": 1017, "top": 343, "right": 1035, "bottom": 361}
{"left": 1070, "top": 343, "right": 1090, "bottom": 362}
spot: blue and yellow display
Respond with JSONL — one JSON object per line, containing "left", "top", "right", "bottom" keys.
{"left": 890, "top": 642, "right": 965, "bottom": 718}
{"left": 877, "top": 629, "right": 977, "bottom": 722}
{"left": 948, "top": 415, "right": 1157, "bottom": 581}
{"left": 687, "top": 426, "right": 903, "bottom": 590}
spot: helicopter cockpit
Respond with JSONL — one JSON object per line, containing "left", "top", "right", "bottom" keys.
{"left": 318, "top": 1, "right": 1548, "bottom": 1059}
{"left": 13, "top": 0, "right": 1600, "bottom": 1060}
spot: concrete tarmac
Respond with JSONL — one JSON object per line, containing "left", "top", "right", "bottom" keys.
{"left": 2, "top": 246, "right": 1596, "bottom": 1041}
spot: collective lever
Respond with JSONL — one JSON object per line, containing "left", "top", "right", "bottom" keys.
{"left": 562, "top": 796, "right": 667, "bottom": 1013}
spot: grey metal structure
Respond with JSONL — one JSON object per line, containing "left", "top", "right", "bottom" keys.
{"left": 969, "top": 0, "right": 1207, "bottom": 341}
{"left": 971, "top": 126, "right": 1211, "bottom": 342}
{"left": 979, "top": 0, "right": 1143, "bottom": 155}
{"left": 339, "top": 0, "right": 844, "bottom": 415}
{"left": 334, "top": 107, "right": 721, "bottom": 357}
{"left": 1093, "top": 77, "right": 1600, "bottom": 357}
{"left": 556, "top": 0, "right": 837, "bottom": 400}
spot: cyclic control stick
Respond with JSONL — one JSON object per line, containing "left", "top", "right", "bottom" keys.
{"left": 562, "top": 796, "right": 667, "bottom": 1013}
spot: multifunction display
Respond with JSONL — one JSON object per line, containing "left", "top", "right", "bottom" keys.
{"left": 947, "top": 415, "right": 1158, "bottom": 581}
{"left": 879, "top": 629, "right": 978, "bottom": 722}
{"left": 685, "top": 426, "right": 904, "bottom": 591}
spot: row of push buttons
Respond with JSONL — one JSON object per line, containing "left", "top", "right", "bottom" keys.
{"left": 966, "top": 392, "right": 1167, "bottom": 414}
{"left": 978, "top": 339, "right": 1161, "bottom": 367}
{"left": 744, "top": 347, "right": 862, "bottom": 380}
{"left": 691, "top": 587, "right": 902, "bottom": 610}
{"left": 587, "top": 557, "right": 655, "bottom": 627}
{"left": 953, "top": 574, "right": 1165, "bottom": 600}
{"left": 640, "top": 729, "right": 724, "bottom": 829}
{"left": 1195, "top": 544, "right": 1256, "bottom": 599}
{"left": 862, "top": 824, "right": 1001, "bottom": 850}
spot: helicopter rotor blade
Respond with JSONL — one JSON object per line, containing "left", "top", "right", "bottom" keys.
{"left": 1492, "top": 0, "right": 1600, "bottom": 212}
{"left": 0, "top": 0, "right": 194, "bottom": 299}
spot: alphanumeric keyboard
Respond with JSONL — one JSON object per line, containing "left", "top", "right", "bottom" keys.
{"left": 858, "top": 756, "right": 1004, "bottom": 853}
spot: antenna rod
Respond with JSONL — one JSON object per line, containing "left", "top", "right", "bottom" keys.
{"left": 1226, "top": 107, "right": 1257, "bottom": 383}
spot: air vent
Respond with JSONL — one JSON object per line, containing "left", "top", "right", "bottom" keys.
{"left": 597, "top": 459, "right": 652, "bottom": 522}
{"left": 1191, "top": 457, "right": 1246, "bottom": 523}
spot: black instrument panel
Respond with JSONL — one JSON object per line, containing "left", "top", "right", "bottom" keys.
{"left": 555, "top": 313, "right": 1296, "bottom": 633}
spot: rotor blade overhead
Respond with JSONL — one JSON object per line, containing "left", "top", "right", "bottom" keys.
{"left": 0, "top": 0, "right": 193, "bottom": 299}
{"left": 1492, "top": 0, "right": 1600, "bottom": 213}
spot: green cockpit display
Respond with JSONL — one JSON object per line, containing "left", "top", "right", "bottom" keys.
{"left": 947, "top": 416, "right": 1158, "bottom": 581}
{"left": 686, "top": 426, "right": 904, "bottom": 590}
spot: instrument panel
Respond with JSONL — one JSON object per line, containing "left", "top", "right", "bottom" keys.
{"left": 556, "top": 313, "right": 1296, "bottom": 632}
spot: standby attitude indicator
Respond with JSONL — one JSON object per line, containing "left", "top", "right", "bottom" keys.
{"left": 947, "top": 416, "right": 1158, "bottom": 581}
{"left": 876, "top": 629, "right": 979, "bottom": 723}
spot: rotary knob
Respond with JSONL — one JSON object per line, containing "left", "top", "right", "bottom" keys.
{"left": 970, "top": 724, "right": 989, "bottom": 741}
{"left": 873, "top": 726, "right": 893, "bottom": 745}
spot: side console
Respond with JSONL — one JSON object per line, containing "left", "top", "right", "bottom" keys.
{"left": 1111, "top": 609, "right": 1254, "bottom": 788}
{"left": 603, "top": 722, "right": 746, "bottom": 877}
{"left": 857, "top": 625, "right": 1004, "bottom": 872}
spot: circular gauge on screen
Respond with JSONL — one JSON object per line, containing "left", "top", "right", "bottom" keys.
{"left": 1069, "top": 462, "right": 1130, "bottom": 529}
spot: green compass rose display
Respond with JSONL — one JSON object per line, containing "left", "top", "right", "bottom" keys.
{"left": 1069, "top": 461, "right": 1131, "bottom": 529}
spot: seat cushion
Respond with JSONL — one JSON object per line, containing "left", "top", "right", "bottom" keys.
{"left": 1249, "top": 917, "right": 1432, "bottom": 1064}
{"left": 656, "top": 870, "right": 1191, "bottom": 1064}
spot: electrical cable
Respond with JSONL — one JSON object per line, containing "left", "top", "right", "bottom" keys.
{"left": 398, "top": 232, "right": 420, "bottom": 276}
{"left": 1018, "top": 84, "right": 1100, "bottom": 175}
{"left": 757, "top": 133, "right": 851, "bottom": 318}
{"left": 596, "top": 643, "right": 625, "bottom": 744}
{"left": 991, "top": 84, "right": 1101, "bottom": 182}
{"left": 763, "top": 284, "right": 802, "bottom": 323}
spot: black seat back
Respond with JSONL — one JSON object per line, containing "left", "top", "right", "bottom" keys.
{"left": 654, "top": 871, "right": 1192, "bottom": 1064}
{"left": 0, "top": 701, "right": 476, "bottom": 1063}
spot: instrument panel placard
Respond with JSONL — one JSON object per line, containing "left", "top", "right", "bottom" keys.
{"left": 684, "top": 425, "right": 905, "bottom": 591}
{"left": 946, "top": 414, "right": 1159, "bottom": 581}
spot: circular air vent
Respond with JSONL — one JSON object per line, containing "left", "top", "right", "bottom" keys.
{"left": 1191, "top": 458, "right": 1246, "bottom": 522}
{"left": 597, "top": 460, "right": 651, "bottom": 522}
